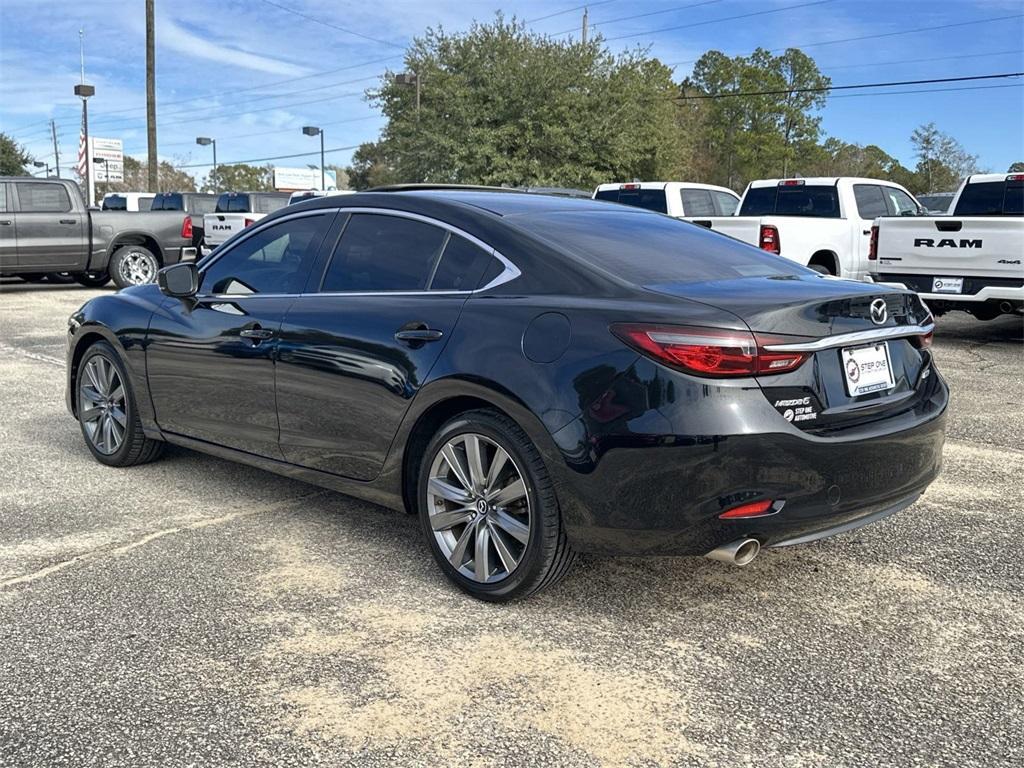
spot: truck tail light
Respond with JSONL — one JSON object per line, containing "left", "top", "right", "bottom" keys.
{"left": 868, "top": 224, "right": 879, "bottom": 260}
{"left": 180, "top": 216, "right": 193, "bottom": 239}
{"left": 610, "top": 324, "right": 811, "bottom": 378}
{"left": 779, "top": 179, "right": 804, "bottom": 186}
{"left": 1008, "top": 174, "right": 1024, "bottom": 181}
{"left": 759, "top": 224, "right": 780, "bottom": 254}
{"left": 244, "top": 218, "right": 256, "bottom": 228}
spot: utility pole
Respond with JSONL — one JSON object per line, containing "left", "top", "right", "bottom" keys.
{"left": 50, "top": 120, "right": 60, "bottom": 178}
{"left": 582, "top": 7, "right": 588, "bottom": 45}
{"left": 145, "top": 0, "right": 158, "bottom": 192}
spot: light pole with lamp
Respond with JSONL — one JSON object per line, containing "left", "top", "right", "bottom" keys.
{"left": 302, "top": 126, "right": 325, "bottom": 190}
{"left": 196, "top": 137, "right": 217, "bottom": 191}
{"left": 74, "top": 82, "right": 95, "bottom": 205}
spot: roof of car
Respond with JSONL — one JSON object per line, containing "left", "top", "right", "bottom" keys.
{"left": 593, "top": 181, "right": 739, "bottom": 196}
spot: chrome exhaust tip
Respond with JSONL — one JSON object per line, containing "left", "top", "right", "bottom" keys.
{"left": 705, "top": 538, "right": 761, "bottom": 567}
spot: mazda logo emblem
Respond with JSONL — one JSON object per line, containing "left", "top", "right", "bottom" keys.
{"left": 870, "top": 298, "right": 888, "bottom": 325}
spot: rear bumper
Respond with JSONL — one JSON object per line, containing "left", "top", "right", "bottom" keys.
{"left": 871, "top": 273, "right": 1024, "bottom": 303}
{"left": 550, "top": 375, "right": 948, "bottom": 556}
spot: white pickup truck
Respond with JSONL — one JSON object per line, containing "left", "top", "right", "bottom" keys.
{"left": 870, "top": 173, "right": 1023, "bottom": 321}
{"left": 201, "top": 191, "right": 290, "bottom": 255}
{"left": 594, "top": 181, "right": 740, "bottom": 217}
{"left": 686, "top": 177, "right": 922, "bottom": 279}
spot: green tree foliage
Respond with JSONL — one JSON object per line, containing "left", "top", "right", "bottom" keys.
{"left": 686, "top": 48, "right": 830, "bottom": 189}
{"left": 805, "top": 139, "right": 916, "bottom": 188}
{"left": 352, "top": 15, "right": 688, "bottom": 188}
{"left": 105, "top": 156, "right": 197, "bottom": 193}
{"left": 910, "top": 122, "right": 981, "bottom": 193}
{"left": 201, "top": 163, "right": 274, "bottom": 193}
{"left": 1009, "top": 162, "right": 1024, "bottom": 173}
{"left": 0, "top": 133, "right": 33, "bottom": 175}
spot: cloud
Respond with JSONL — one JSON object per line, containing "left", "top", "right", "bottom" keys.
{"left": 157, "top": 15, "right": 313, "bottom": 77}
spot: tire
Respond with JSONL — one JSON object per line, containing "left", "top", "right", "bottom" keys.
{"left": 76, "top": 341, "right": 164, "bottom": 467}
{"left": 110, "top": 245, "right": 160, "bottom": 289}
{"left": 808, "top": 263, "right": 832, "bottom": 275}
{"left": 73, "top": 271, "right": 111, "bottom": 288}
{"left": 46, "top": 272, "right": 76, "bottom": 284}
{"left": 417, "top": 409, "right": 575, "bottom": 602}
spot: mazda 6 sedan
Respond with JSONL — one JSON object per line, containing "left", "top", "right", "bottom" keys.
{"left": 66, "top": 187, "right": 948, "bottom": 601}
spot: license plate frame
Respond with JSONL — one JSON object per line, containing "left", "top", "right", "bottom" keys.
{"left": 931, "top": 276, "right": 964, "bottom": 294}
{"left": 841, "top": 342, "right": 895, "bottom": 398}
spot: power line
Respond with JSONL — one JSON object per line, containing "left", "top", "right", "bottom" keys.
{"left": 676, "top": 71, "right": 1024, "bottom": 100}
{"left": 176, "top": 143, "right": 363, "bottom": 169}
{"left": 525, "top": 0, "right": 621, "bottom": 25}
{"left": 820, "top": 49, "right": 1024, "bottom": 72}
{"left": 605, "top": 0, "right": 837, "bottom": 42}
{"left": 828, "top": 82, "right": 1023, "bottom": 100}
{"left": 256, "top": 0, "right": 405, "bottom": 49}
{"left": 666, "top": 13, "right": 1024, "bottom": 67}
{"left": 550, "top": 0, "right": 723, "bottom": 36}
{"left": 157, "top": 114, "right": 381, "bottom": 149}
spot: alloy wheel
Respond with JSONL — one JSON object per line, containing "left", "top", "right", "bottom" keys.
{"left": 79, "top": 355, "right": 127, "bottom": 455}
{"left": 117, "top": 250, "right": 157, "bottom": 285}
{"left": 426, "top": 433, "right": 531, "bottom": 583}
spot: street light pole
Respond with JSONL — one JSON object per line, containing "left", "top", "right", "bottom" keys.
{"left": 196, "top": 137, "right": 216, "bottom": 191}
{"left": 74, "top": 83, "right": 95, "bottom": 205}
{"left": 302, "top": 126, "right": 325, "bottom": 190}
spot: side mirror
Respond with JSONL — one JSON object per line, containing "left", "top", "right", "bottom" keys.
{"left": 157, "top": 262, "right": 199, "bottom": 298}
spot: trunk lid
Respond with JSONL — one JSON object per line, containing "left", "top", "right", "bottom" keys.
{"left": 644, "top": 275, "right": 935, "bottom": 432}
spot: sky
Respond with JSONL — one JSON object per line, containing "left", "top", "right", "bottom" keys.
{"left": 1, "top": 0, "right": 1022, "bottom": 187}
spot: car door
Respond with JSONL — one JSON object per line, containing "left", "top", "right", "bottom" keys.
{"left": 146, "top": 209, "right": 335, "bottom": 458}
{"left": 0, "top": 183, "right": 15, "bottom": 269}
{"left": 12, "top": 181, "right": 85, "bottom": 269}
{"left": 275, "top": 210, "right": 498, "bottom": 480}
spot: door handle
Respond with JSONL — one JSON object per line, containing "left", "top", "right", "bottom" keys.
{"left": 395, "top": 328, "right": 444, "bottom": 343}
{"left": 0, "top": 220, "right": 11, "bottom": 226}
{"left": 59, "top": 219, "right": 77, "bottom": 225}
{"left": 239, "top": 327, "right": 275, "bottom": 341}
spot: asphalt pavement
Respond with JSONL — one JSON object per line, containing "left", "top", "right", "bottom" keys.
{"left": 1, "top": 279, "right": 1021, "bottom": 767}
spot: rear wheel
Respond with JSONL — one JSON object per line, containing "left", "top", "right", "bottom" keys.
{"left": 73, "top": 271, "right": 110, "bottom": 288}
{"left": 808, "top": 263, "right": 832, "bottom": 275}
{"left": 77, "top": 341, "right": 164, "bottom": 467}
{"left": 110, "top": 245, "right": 160, "bottom": 289}
{"left": 417, "top": 409, "right": 575, "bottom": 602}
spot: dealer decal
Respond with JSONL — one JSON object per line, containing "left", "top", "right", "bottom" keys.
{"left": 773, "top": 396, "right": 818, "bottom": 423}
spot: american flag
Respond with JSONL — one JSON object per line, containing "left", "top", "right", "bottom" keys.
{"left": 76, "top": 107, "right": 87, "bottom": 180}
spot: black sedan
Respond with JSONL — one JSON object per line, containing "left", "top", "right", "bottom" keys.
{"left": 66, "top": 188, "right": 948, "bottom": 601}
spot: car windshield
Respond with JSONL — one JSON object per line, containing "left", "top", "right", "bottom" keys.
{"left": 513, "top": 210, "right": 805, "bottom": 284}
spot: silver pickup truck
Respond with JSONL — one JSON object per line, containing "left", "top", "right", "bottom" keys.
{"left": 0, "top": 177, "right": 196, "bottom": 289}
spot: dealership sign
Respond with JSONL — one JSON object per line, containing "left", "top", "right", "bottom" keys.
{"left": 90, "top": 137, "right": 124, "bottom": 182}
{"left": 273, "top": 166, "right": 336, "bottom": 191}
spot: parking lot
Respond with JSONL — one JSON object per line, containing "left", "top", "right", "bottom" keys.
{"left": 1, "top": 280, "right": 1021, "bottom": 767}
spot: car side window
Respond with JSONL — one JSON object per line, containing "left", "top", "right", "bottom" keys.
{"left": 0, "top": 184, "right": 6, "bottom": 213}
{"left": 430, "top": 235, "right": 495, "bottom": 291}
{"left": 680, "top": 188, "right": 716, "bottom": 216}
{"left": 853, "top": 184, "right": 888, "bottom": 219}
{"left": 17, "top": 182, "right": 72, "bottom": 213}
{"left": 883, "top": 187, "right": 919, "bottom": 216}
{"left": 200, "top": 214, "right": 329, "bottom": 296}
{"left": 320, "top": 213, "right": 448, "bottom": 293}
{"left": 712, "top": 191, "right": 739, "bottom": 215}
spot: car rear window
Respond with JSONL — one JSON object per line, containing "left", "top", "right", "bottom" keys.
{"left": 256, "top": 195, "right": 288, "bottom": 214}
{"left": 152, "top": 193, "right": 184, "bottom": 211}
{"left": 740, "top": 184, "right": 841, "bottom": 218}
{"left": 102, "top": 195, "right": 127, "bottom": 211}
{"left": 514, "top": 210, "right": 804, "bottom": 284}
{"left": 216, "top": 193, "right": 250, "bottom": 213}
{"left": 954, "top": 180, "right": 1024, "bottom": 216}
{"left": 594, "top": 187, "right": 668, "bottom": 214}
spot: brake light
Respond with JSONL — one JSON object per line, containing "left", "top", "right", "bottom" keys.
{"left": 719, "top": 499, "right": 775, "bottom": 519}
{"left": 868, "top": 224, "right": 879, "bottom": 260}
{"left": 610, "top": 324, "right": 810, "bottom": 378}
{"left": 1008, "top": 174, "right": 1024, "bottom": 182}
{"left": 760, "top": 224, "right": 781, "bottom": 254}
{"left": 620, "top": 183, "right": 640, "bottom": 190}
{"left": 779, "top": 179, "right": 804, "bottom": 186}
{"left": 180, "top": 216, "right": 192, "bottom": 239}
{"left": 244, "top": 218, "right": 256, "bottom": 227}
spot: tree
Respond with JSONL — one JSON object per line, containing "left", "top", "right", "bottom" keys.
{"left": 1008, "top": 162, "right": 1024, "bottom": 173}
{"left": 805, "top": 138, "right": 915, "bottom": 187}
{"left": 910, "top": 123, "right": 980, "bottom": 193}
{"left": 200, "top": 164, "right": 273, "bottom": 193}
{"left": 687, "top": 47, "right": 830, "bottom": 188}
{"left": 0, "top": 132, "right": 32, "bottom": 175}
{"left": 103, "top": 156, "right": 198, "bottom": 193}
{"left": 358, "top": 15, "right": 688, "bottom": 188}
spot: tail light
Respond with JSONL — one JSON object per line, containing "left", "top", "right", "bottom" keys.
{"left": 610, "top": 323, "right": 810, "bottom": 378}
{"left": 180, "top": 216, "right": 193, "bottom": 239}
{"left": 868, "top": 224, "right": 879, "bottom": 260}
{"left": 244, "top": 218, "right": 256, "bottom": 228}
{"left": 759, "top": 224, "right": 780, "bottom": 254}
{"left": 1008, "top": 174, "right": 1024, "bottom": 182}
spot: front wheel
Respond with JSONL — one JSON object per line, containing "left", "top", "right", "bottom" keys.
{"left": 74, "top": 271, "right": 110, "bottom": 288}
{"left": 110, "top": 245, "right": 160, "bottom": 289}
{"left": 77, "top": 341, "right": 164, "bottom": 467}
{"left": 417, "top": 409, "right": 575, "bottom": 602}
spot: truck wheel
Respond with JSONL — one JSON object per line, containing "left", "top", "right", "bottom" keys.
{"left": 46, "top": 272, "right": 76, "bottom": 284}
{"left": 74, "top": 271, "right": 111, "bottom": 288}
{"left": 110, "top": 245, "right": 160, "bottom": 289}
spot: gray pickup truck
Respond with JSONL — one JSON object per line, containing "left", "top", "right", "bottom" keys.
{"left": 0, "top": 177, "right": 196, "bottom": 289}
